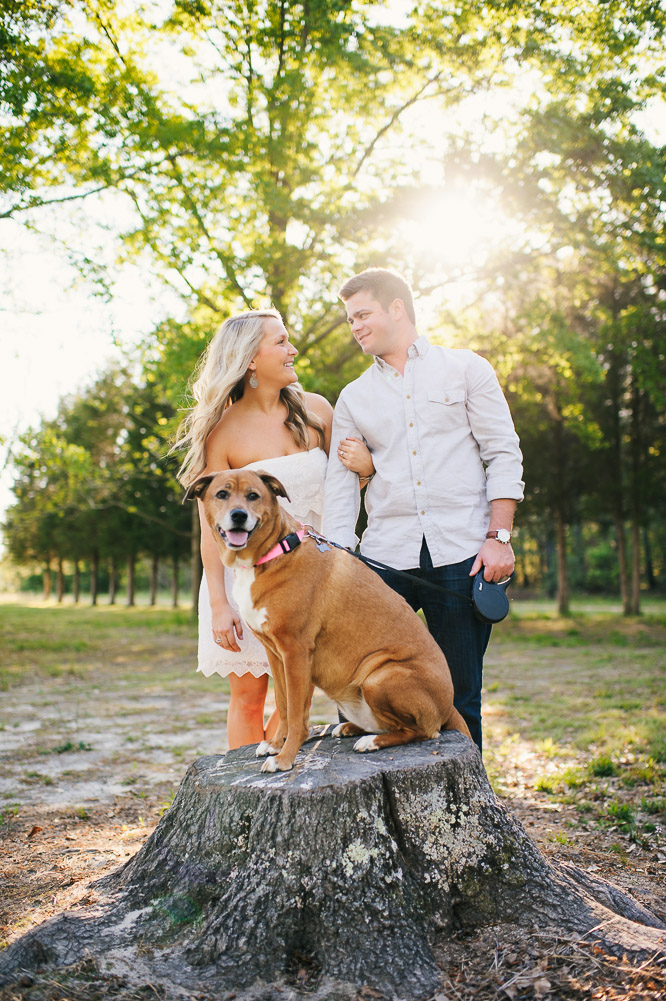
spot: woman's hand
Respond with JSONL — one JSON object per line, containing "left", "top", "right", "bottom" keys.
{"left": 211, "top": 602, "right": 244, "bottom": 653}
{"left": 337, "top": 436, "right": 374, "bottom": 479}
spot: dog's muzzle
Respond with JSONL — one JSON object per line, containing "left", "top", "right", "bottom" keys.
{"left": 218, "top": 507, "right": 257, "bottom": 549}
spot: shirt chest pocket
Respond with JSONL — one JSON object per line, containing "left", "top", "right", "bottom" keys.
{"left": 425, "top": 387, "right": 468, "bottom": 427}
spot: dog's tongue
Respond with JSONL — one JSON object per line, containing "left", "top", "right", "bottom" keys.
{"left": 225, "top": 529, "right": 249, "bottom": 548}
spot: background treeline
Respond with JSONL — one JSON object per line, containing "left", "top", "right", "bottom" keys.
{"left": 2, "top": 0, "right": 666, "bottom": 615}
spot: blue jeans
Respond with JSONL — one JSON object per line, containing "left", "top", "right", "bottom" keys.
{"left": 370, "top": 538, "right": 490, "bottom": 752}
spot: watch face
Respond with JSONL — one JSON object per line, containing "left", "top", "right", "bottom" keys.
{"left": 497, "top": 528, "right": 511, "bottom": 544}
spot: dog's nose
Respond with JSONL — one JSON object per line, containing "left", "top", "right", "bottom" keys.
{"left": 230, "top": 508, "right": 248, "bottom": 526}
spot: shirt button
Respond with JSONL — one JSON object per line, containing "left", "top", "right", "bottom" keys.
{"left": 417, "top": 480, "right": 421, "bottom": 485}
{"left": 406, "top": 394, "right": 411, "bottom": 399}
{"left": 409, "top": 422, "right": 414, "bottom": 427}
{"left": 445, "top": 395, "right": 450, "bottom": 402}
{"left": 420, "top": 510, "right": 425, "bottom": 515}
{"left": 412, "top": 450, "right": 416, "bottom": 455}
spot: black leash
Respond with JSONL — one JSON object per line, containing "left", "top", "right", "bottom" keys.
{"left": 304, "top": 529, "right": 476, "bottom": 606}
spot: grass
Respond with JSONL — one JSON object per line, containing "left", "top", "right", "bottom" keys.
{"left": 484, "top": 600, "right": 665, "bottom": 851}
{"left": 0, "top": 600, "right": 198, "bottom": 691}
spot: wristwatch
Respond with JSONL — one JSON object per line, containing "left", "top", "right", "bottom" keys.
{"left": 486, "top": 529, "right": 512, "bottom": 544}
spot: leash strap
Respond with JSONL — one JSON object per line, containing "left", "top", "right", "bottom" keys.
{"left": 304, "top": 529, "right": 474, "bottom": 606}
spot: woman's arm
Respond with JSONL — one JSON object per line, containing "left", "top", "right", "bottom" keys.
{"left": 304, "top": 393, "right": 375, "bottom": 483}
{"left": 305, "top": 392, "right": 333, "bottom": 453}
{"left": 198, "top": 420, "right": 244, "bottom": 652}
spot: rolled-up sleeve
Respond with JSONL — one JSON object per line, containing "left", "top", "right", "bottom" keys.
{"left": 466, "top": 355, "right": 525, "bottom": 503}
{"left": 323, "top": 392, "right": 363, "bottom": 548}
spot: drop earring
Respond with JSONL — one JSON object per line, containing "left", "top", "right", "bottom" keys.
{"left": 249, "top": 372, "right": 259, "bottom": 389}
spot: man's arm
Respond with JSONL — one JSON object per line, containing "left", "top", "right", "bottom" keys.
{"left": 470, "top": 498, "right": 517, "bottom": 582}
{"left": 323, "top": 394, "right": 363, "bottom": 548}
{"left": 464, "top": 355, "right": 523, "bottom": 582}
{"left": 465, "top": 354, "right": 524, "bottom": 506}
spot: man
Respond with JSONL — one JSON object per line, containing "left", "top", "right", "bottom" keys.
{"left": 323, "top": 268, "right": 524, "bottom": 752}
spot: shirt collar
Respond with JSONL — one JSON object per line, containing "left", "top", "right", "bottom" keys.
{"left": 410, "top": 335, "right": 430, "bottom": 358}
{"left": 374, "top": 335, "right": 430, "bottom": 375}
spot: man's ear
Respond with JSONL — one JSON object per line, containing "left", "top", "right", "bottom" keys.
{"left": 389, "top": 297, "right": 405, "bottom": 319}
{"left": 183, "top": 474, "right": 216, "bottom": 504}
{"left": 257, "top": 472, "right": 291, "bottom": 502}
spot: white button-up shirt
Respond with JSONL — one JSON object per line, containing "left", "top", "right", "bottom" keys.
{"left": 323, "top": 336, "right": 524, "bottom": 568}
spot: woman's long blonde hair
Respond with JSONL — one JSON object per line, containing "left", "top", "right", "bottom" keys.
{"left": 173, "top": 308, "right": 324, "bottom": 486}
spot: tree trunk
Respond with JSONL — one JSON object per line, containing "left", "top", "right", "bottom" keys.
{"left": 606, "top": 347, "right": 631, "bottom": 615}
{"left": 643, "top": 525, "right": 656, "bottom": 590}
{"left": 615, "top": 516, "right": 631, "bottom": 615}
{"left": 42, "top": 562, "right": 52, "bottom": 601}
{"left": 149, "top": 553, "right": 159, "bottom": 606}
{"left": 73, "top": 561, "right": 80, "bottom": 605}
{"left": 171, "top": 554, "right": 179, "bottom": 609}
{"left": 191, "top": 500, "right": 202, "bottom": 621}
{"left": 0, "top": 735, "right": 662, "bottom": 1000}
{"left": 90, "top": 551, "right": 99, "bottom": 606}
{"left": 56, "top": 558, "right": 65, "bottom": 604}
{"left": 629, "top": 376, "right": 642, "bottom": 615}
{"left": 551, "top": 413, "right": 569, "bottom": 614}
{"left": 630, "top": 516, "right": 641, "bottom": 616}
{"left": 108, "top": 555, "right": 117, "bottom": 605}
{"left": 555, "top": 508, "right": 569, "bottom": 616}
{"left": 127, "top": 553, "right": 136, "bottom": 607}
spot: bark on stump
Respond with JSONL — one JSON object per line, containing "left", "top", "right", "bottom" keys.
{"left": 1, "top": 731, "right": 663, "bottom": 1000}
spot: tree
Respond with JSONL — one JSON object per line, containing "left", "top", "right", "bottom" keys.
{"left": 3, "top": 365, "right": 192, "bottom": 604}
{"left": 431, "top": 0, "right": 666, "bottom": 606}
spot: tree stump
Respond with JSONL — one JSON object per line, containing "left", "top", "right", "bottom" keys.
{"left": 0, "top": 731, "right": 663, "bottom": 1000}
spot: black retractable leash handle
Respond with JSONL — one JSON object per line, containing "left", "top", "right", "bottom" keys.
{"left": 470, "top": 569, "right": 511, "bottom": 624}
{"left": 305, "top": 530, "right": 512, "bottom": 624}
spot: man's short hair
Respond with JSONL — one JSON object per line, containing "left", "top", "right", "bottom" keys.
{"left": 338, "top": 267, "right": 416, "bottom": 324}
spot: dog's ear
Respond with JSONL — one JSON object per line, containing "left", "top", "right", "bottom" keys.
{"left": 182, "top": 473, "right": 216, "bottom": 504}
{"left": 257, "top": 472, "right": 291, "bottom": 503}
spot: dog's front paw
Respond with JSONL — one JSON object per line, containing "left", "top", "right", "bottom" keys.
{"left": 256, "top": 740, "right": 271, "bottom": 757}
{"left": 353, "top": 734, "right": 379, "bottom": 753}
{"left": 261, "top": 755, "right": 293, "bottom": 773}
{"left": 332, "top": 723, "right": 346, "bottom": 738}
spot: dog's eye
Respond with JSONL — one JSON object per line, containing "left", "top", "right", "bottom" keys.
{"left": 246, "top": 491, "right": 260, "bottom": 501}
{"left": 215, "top": 489, "right": 229, "bottom": 499}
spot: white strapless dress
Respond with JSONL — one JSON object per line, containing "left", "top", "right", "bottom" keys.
{"left": 197, "top": 447, "right": 327, "bottom": 678}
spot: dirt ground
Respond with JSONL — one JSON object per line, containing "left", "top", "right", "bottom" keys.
{"left": 0, "top": 604, "right": 664, "bottom": 999}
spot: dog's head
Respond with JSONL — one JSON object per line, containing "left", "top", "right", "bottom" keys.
{"left": 184, "top": 470, "right": 290, "bottom": 562}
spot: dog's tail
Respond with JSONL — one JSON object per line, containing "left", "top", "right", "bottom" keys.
{"left": 443, "top": 707, "right": 472, "bottom": 741}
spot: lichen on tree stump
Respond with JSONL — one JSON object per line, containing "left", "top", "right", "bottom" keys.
{"left": 0, "top": 730, "right": 663, "bottom": 1000}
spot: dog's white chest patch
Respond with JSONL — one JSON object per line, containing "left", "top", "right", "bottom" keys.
{"left": 232, "top": 567, "right": 268, "bottom": 633}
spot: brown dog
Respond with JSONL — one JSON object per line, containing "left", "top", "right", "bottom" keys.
{"left": 187, "top": 469, "right": 471, "bottom": 772}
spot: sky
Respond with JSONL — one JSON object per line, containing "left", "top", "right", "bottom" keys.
{"left": 0, "top": 217, "right": 183, "bottom": 517}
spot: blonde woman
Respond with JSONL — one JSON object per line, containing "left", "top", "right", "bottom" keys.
{"left": 175, "top": 308, "right": 373, "bottom": 749}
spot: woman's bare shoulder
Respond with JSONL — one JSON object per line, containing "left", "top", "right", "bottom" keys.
{"left": 204, "top": 409, "right": 238, "bottom": 471}
{"left": 304, "top": 391, "right": 333, "bottom": 421}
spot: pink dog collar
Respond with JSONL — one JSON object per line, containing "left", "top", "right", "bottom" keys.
{"left": 255, "top": 527, "right": 305, "bottom": 565}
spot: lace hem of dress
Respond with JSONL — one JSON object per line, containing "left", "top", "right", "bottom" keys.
{"left": 196, "top": 659, "right": 271, "bottom": 679}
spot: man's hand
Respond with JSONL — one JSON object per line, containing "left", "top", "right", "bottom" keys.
{"left": 470, "top": 540, "right": 515, "bottom": 583}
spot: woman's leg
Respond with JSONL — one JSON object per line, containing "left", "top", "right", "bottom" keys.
{"left": 227, "top": 673, "right": 269, "bottom": 749}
